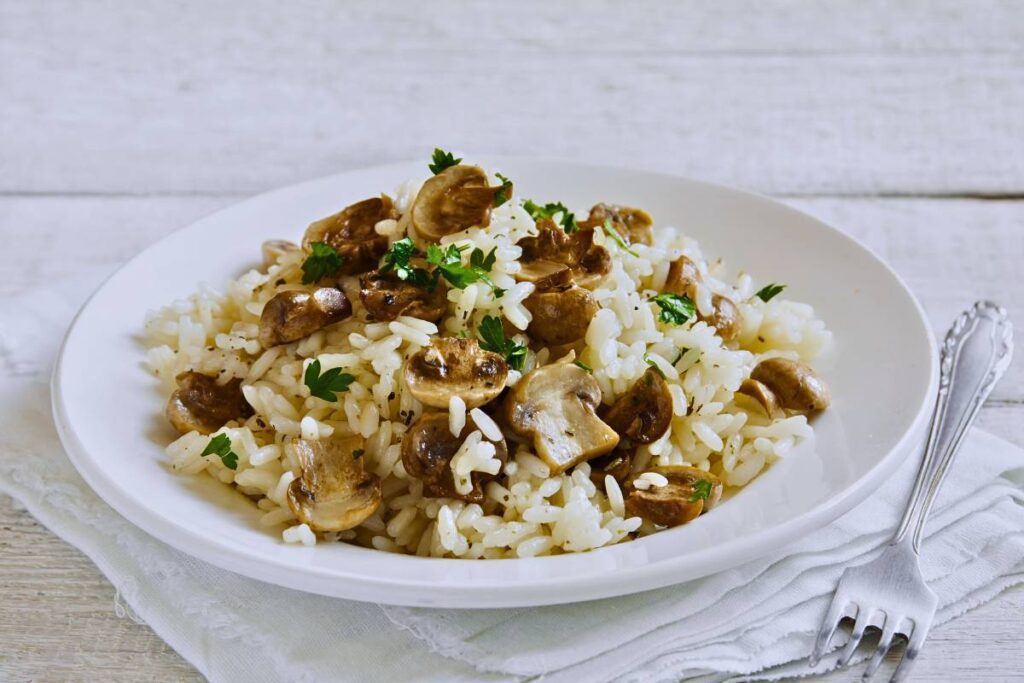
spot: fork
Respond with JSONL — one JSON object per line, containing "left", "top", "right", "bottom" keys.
{"left": 808, "top": 300, "right": 1014, "bottom": 681}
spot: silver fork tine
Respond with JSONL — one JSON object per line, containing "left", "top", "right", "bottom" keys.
{"left": 837, "top": 607, "right": 883, "bottom": 667}
{"left": 808, "top": 598, "right": 854, "bottom": 666}
{"left": 862, "top": 617, "right": 901, "bottom": 680}
{"left": 890, "top": 620, "right": 929, "bottom": 683}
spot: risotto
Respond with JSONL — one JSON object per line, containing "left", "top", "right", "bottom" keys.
{"left": 143, "top": 151, "right": 832, "bottom": 559}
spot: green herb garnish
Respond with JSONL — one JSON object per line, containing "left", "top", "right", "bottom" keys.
{"left": 643, "top": 353, "right": 667, "bottom": 379}
{"left": 380, "top": 237, "right": 434, "bottom": 288}
{"left": 573, "top": 359, "right": 593, "bottom": 373}
{"left": 601, "top": 219, "right": 639, "bottom": 257}
{"left": 304, "top": 359, "right": 356, "bottom": 402}
{"left": 493, "top": 173, "right": 513, "bottom": 208}
{"left": 352, "top": 449, "right": 365, "bottom": 460}
{"left": 427, "top": 244, "right": 505, "bottom": 297}
{"left": 651, "top": 293, "right": 696, "bottom": 325}
{"left": 201, "top": 433, "right": 239, "bottom": 470}
{"left": 477, "top": 315, "right": 527, "bottom": 371}
{"left": 301, "top": 242, "right": 345, "bottom": 284}
{"left": 429, "top": 148, "right": 462, "bottom": 174}
{"left": 689, "top": 479, "right": 713, "bottom": 502}
{"left": 523, "top": 200, "right": 578, "bottom": 233}
{"left": 755, "top": 283, "right": 786, "bottom": 302}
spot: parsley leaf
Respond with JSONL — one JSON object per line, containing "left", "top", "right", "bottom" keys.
{"left": 522, "top": 199, "right": 578, "bottom": 233}
{"left": 573, "top": 359, "right": 593, "bottom": 373}
{"left": 304, "top": 359, "right": 356, "bottom": 402}
{"left": 429, "top": 148, "right": 462, "bottom": 174}
{"left": 493, "top": 173, "right": 513, "bottom": 208}
{"left": 643, "top": 353, "right": 667, "bottom": 379}
{"left": 651, "top": 293, "right": 696, "bottom": 325}
{"left": 602, "top": 219, "right": 639, "bottom": 257}
{"left": 689, "top": 479, "right": 713, "bottom": 502}
{"left": 201, "top": 433, "right": 239, "bottom": 470}
{"left": 301, "top": 242, "right": 345, "bottom": 284}
{"left": 380, "top": 237, "right": 435, "bottom": 288}
{"left": 477, "top": 315, "right": 527, "bottom": 371}
{"left": 755, "top": 283, "right": 786, "bottom": 302}
{"left": 427, "top": 244, "right": 505, "bottom": 297}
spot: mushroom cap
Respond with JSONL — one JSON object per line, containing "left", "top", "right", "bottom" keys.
{"left": 750, "top": 357, "right": 831, "bottom": 412}
{"left": 664, "top": 255, "right": 701, "bottom": 300}
{"left": 261, "top": 239, "right": 299, "bottom": 269}
{"left": 600, "top": 367, "right": 674, "bottom": 445}
{"left": 514, "top": 259, "right": 574, "bottom": 290}
{"left": 705, "top": 294, "right": 743, "bottom": 342}
{"left": 735, "top": 377, "right": 781, "bottom": 418}
{"left": 401, "top": 413, "right": 508, "bottom": 503}
{"left": 503, "top": 353, "right": 620, "bottom": 474}
{"left": 404, "top": 337, "right": 509, "bottom": 409}
{"left": 579, "top": 203, "right": 654, "bottom": 246}
{"left": 517, "top": 219, "right": 611, "bottom": 289}
{"left": 588, "top": 445, "right": 635, "bottom": 487}
{"left": 411, "top": 165, "right": 503, "bottom": 243}
{"left": 624, "top": 466, "right": 723, "bottom": 527}
{"left": 258, "top": 287, "right": 352, "bottom": 348}
{"left": 286, "top": 435, "right": 382, "bottom": 532}
{"left": 165, "top": 371, "right": 254, "bottom": 435}
{"left": 523, "top": 284, "right": 599, "bottom": 346}
{"left": 302, "top": 195, "right": 395, "bottom": 275}
{"left": 359, "top": 265, "right": 448, "bottom": 322}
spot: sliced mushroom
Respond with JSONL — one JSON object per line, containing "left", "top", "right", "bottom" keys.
{"left": 624, "top": 466, "right": 723, "bottom": 527}
{"left": 664, "top": 255, "right": 700, "bottom": 300}
{"left": 286, "top": 435, "right": 381, "bottom": 532}
{"left": 411, "top": 165, "right": 506, "bottom": 243}
{"left": 750, "top": 357, "right": 831, "bottom": 412}
{"left": 579, "top": 203, "right": 654, "bottom": 246}
{"left": 359, "top": 264, "right": 448, "bottom": 322}
{"left": 600, "top": 368, "right": 674, "bottom": 444}
{"left": 735, "top": 378, "right": 782, "bottom": 418}
{"left": 261, "top": 239, "right": 299, "bottom": 269}
{"left": 706, "top": 294, "right": 742, "bottom": 342}
{"left": 402, "top": 413, "right": 508, "bottom": 503}
{"left": 588, "top": 445, "right": 634, "bottom": 487}
{"left": 504, "top": 353, "right": 619, "bottom": 474}
{"left": 165, "top": 371, "right": 254, "bottom": 435}
{"left": 523, "top": 284, "right": 598, "bottom": 346}
{"left": 404, "top": 338, "right": 508, "bottom": 409}
{"left": 517, "top": 219, "right": 611, "bottom": 288}
{"left": 514, "top": 259, "right": 574, "bottom": 290}
{"left": 258, "top": 287, "right": 352, "bottom": 348}
{"left": 302, "top": 195, "right": 396, "bottom": 275}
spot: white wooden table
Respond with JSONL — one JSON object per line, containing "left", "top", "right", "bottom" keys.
{"left": 1, "top": 2, "right": 1022, "bottom": 680}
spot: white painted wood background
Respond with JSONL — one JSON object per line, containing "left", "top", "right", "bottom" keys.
{"left": 1, "top": 1, "right": 1022, "bottom": 681}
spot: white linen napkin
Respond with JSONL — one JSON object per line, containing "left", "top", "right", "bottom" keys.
{"left": 1, "top": 272, "right": 1022, "bottom": 683}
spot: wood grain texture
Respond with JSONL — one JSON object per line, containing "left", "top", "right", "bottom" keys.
{"left": 2, "top": 1, "right": 1024, "bottom": 196}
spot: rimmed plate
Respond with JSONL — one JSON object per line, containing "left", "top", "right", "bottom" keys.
{"left": 52, "top": 159, "right": 937, "bottom": 608}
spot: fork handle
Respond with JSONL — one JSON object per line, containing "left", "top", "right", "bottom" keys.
{"left": 892, "top": 301, "right": 1013, "bottom": 553}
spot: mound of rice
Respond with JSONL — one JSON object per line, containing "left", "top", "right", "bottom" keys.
{"left": 143, "top": 170, "right": 832, "bottom": 558}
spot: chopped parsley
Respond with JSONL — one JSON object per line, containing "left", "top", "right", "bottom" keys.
{"left": 304, "top": 359, "right": 356, "bottom": 402}
{"left": 380, "top": 237, "right": 434, "bottom": 288}
{"left": 689, "top": 479, "right": 713, "bottom": 502}
{"left": 477, "top": 315, "right": 527, "bottom": 371}
{"left": 601, "top": 219, "right": 639, "bottom": 257}
{"left": 428, "top": 148, "right": 461, "bottom": 174}
{"left": 643, "top": 353, "right": 667, "bottom": 379}
{"left": 493, "top": 173, "right": 513, "bottom": 208}
{"left": 352, "top": 449, "right": 365, "bottom": 460}
{"left": 301, "top": 242, "right": 345, "bottom": 284}
{"left": 573, "top": 359, "right": 593, "bottom": 373}
{"left": 651, "top": 293, "right": 696, "bottom": 325}
{"left": 755, "top": 283, "right": 786, "bottom": 302}
{"left": 523, "top": 199, "right": 578, "bottom": 233}
{"left": 201, "top": 433, "right": 239, "bottom": 470}
{"left": 427, "top": 244, "right": 505, "bottom": 297}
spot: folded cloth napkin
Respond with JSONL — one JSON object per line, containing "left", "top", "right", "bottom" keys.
{"left": 1, "top": 272, "right": 1022, "bottom": 683}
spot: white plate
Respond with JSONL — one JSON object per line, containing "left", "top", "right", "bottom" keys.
{"left": 52, "top": 159, "right": 937, "bottom": 608}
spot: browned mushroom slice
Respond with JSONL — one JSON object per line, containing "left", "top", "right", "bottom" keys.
{"left": 259, "top": 287, "right": 352, "bottom": 348}
{"left": 404, "top": 338, "right": 508, "bottom": 409}
{"left": 750, "top": 357, "right": 831, "bottom": 412}
{"left": 302, "top": 195, "right": 396, "bottom": 276}
{"left": 261, "top": 239, "right": 299, "bottom": 269}
{"left": 517, "top": 219, "right": 611, "bottom": 288}
{"left": 402, "top": 413, "right": 508, "bottom": 503}
{"left": 735, "top": 378, "right": 782, "bottom": 418}
{"left": 504, "top": 354, "right": 619, "bottom": 474}
{"left": 359, "top": 265, "right": 448, "bottom": 322}
{"left": 624, "top": 466, "right": 723, "bottom": 527}
{"left": 705, "top": 294, "right": 743, "bottom": 342}
{"left": 578, "top": 203, "right": 654, "bottom": 246}
{"left": 166, "top": 372, "right": 254, "bottom": 435}
{"left": 514, "top": 259, "right": 574, "bottom": 290}
{"left": 664, "top": 255, "right": 701, "bottom": 300}
{"left": 523, "top": 284, "right": 598, "bottom": 346}
{"left": 588, "top": 445, "right": 634, "bottom": 487}
{"left": 601, "top": 368, "right": 674, "bottom": 445}
{"left": 286, "top": 435, "right": 381, "bottom": 532}
{"left": 411, "top": 165, "right": 507, "bottom": 243}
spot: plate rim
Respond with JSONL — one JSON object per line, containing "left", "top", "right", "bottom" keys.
{"left": 51, "top": 157, "right": 939, "bottom": 608}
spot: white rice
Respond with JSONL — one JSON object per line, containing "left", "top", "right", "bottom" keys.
{"left": 143, "top": 172, "right": 833, "bottom": 558}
